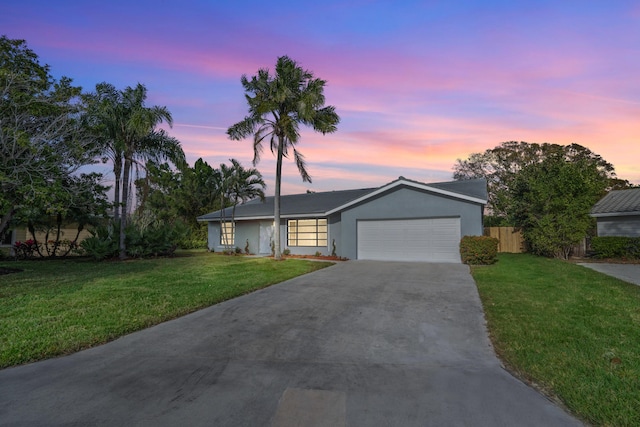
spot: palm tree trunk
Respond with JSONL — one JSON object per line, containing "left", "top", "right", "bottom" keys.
{"left": 119, "top": 156, "right": 131, "bottom": 260}
{"left": 113, "top": 157, "right": 122, "bottom": 223}
{"left": 274, "top": 137, "right": 284, "bottom": 260}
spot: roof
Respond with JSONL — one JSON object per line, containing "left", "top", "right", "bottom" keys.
{"left": 197, "top": 177, "right": 488, "bottom": 222}
{"left": 591, "top": 188, "right": 640, "bottom": 217}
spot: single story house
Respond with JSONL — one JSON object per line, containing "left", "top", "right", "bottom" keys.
{"left": 0, "top": 225, "right": 93, "bottom": 256}
{"left": 197, "top": 177, "right": 488, "bottom": 263}
{"left": 590, "top": 187, "right": 640, "bottom": 237}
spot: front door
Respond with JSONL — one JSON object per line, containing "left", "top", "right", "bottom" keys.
{"left": 259, "top": 222, "right": 273, "bottom": 254}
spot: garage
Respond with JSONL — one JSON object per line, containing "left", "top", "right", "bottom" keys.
{"left": 357, "top": 217, "right": 461, "bottom": 262}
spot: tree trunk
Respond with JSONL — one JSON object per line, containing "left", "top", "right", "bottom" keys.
{"left": 113, "top": 156, "right": 122, "bottom": 223}
{"left": 274, "top": 137, "right": 284, "bottom": 260}
{"left": 28, "top": 222, "right": 44, "bottom": 258}
{"left": 119, "top": 156, "right": 131, "bottom": 260}
{"left": 52, "top": 213, "right": 62, "bottom": 257}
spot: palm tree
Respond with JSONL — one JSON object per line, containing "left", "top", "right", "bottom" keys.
{"left": 86, "top": 83, "right": 185, "bottom": 259}
{"left": 84, "top": 83, "right": 125, "bottom": 221}
{"left": 227, "top": 56, "right": 339, "bottom": 259}
{"left": 217, "top": 159, "right": 266, "bottom": 252}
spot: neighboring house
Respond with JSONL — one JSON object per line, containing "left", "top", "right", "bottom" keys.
{"left": 591, "top": 187, "right": 640, "bottom": 237}
{"left": 197, "top": 177, "right": 488, "bottom": 263}
{"left": 0, "top": 226, "right": 93, "bottom": 256}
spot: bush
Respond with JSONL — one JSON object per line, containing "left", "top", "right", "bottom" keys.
{"left": 590, "top": 236, "right": 640, "bottom": 259}
{"left": 282, "top": 248, "right": 291, "bottom": 256}
{"left": 460, "top": 235, "right": 499, "bottom": 265}
{"left": 80, "top": 220, "right": 188, "bottom": 260}
{"left": 80, "top": 224, "right": 119, "bottom": 261}
{"left": 126, "top": 221, "right": 187, "bottom": 258}
{"left": 178, "top": 238, "right": 207, "bottom": 250}
{"left": 13, "top": 239, "right": 39, "bottom": 259}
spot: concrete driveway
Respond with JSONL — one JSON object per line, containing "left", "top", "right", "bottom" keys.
{"left": 0, "top": 261, "right": 582, "bottom": 426}
{"left": 579, "top": 263, "right": 640, "bottom": 286}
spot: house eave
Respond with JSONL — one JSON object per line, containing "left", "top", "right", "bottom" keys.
{"left": 198, "top": 212, "right": 329, "bottom": 223}
{"left": 591, "top": 211, "right": 640, "bottom": 218}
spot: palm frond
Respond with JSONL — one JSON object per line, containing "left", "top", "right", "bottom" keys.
{"left": 293, "top": 148, "right": 312, "bottom": 183}
{"left": 227, "top": 116, "right": 258, "bottom": 140}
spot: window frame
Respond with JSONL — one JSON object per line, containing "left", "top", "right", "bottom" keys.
{"left": 287, "top": 218, "right": 328, "bottom": 247}
{"left": 220, "top": 222, "right": 235, "bottom": 246}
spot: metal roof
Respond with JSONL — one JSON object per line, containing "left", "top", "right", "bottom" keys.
{"left": 197, "top": 177, "right": 488, "bottom": 222}
{"left": 591, "top": 188, "right": 640, "bottom": 217}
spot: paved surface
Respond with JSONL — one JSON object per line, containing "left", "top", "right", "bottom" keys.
{"left": 579, "top": 263, "right": 640, "bottom": 285}
{"left": 0, "top": 261, "right": 583, "bottom": 426}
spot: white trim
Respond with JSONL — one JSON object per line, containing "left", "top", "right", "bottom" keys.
{"left": 326, "top": 179, "right": 486, "bottom": 215}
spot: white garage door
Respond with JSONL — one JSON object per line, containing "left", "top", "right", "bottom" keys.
{"left": 357, "top": 218, "right": 461, "bottom": 262}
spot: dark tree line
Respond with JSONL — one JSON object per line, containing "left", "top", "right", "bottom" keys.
{"left": 1, "top": 36, "right": 265, "bottom": 259}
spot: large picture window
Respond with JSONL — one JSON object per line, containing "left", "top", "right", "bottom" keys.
{"left": 288, "top": 219, "right": 327, "bottom": 247}
{"left": 220, "top": 222, "right": 235, "bottom": 245}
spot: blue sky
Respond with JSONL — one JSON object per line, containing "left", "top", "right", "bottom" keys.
{"left": 3, "top": 0, "right": 639, "bottom": 193}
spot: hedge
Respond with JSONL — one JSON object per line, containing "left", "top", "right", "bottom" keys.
{"left": 590, "top": 236, "right": 640, "bottom": 259}
{"left": 460, "top": 235, "right": 499, "bottom": 265}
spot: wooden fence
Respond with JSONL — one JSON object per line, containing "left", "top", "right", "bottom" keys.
{"left": 484, "top": 227, "right": 525, "bottom": 253}
{"left": 484, "top": 227, "right": 588, "bottom": 257}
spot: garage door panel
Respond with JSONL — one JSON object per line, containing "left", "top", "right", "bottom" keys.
{"left": 357, "top": 218, "right": 460, "bottom": 263}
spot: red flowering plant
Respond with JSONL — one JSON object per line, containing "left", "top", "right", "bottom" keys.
{"left": 13, "top": 239, "right": 39, "bottom": 259}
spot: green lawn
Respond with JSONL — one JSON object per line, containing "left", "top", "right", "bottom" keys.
{"left": 0, "top": 251, "right": 332, "bottom": 369}
{"left": 472, "top": 254, "right": 640, "bottom": 427}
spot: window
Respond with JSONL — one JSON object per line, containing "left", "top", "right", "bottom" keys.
{"left": 288, "top": 219, "right": 327, "bottom": 247}
{"left": 1, "top": 230, "right": 12, "bottom": 246}
{"left": 220, "top": 222, "right": 235, "bottom": 245}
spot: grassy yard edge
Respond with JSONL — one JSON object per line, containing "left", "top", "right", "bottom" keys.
{"left": 470, "top": 253, "right": 640, "bottom": 426}
{"left": 0, "top": 252, "right": 335, "bottom": 368}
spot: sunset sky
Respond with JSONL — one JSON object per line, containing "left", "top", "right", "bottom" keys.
{"left": 3, "top": 0, "right": 639, "bottom": 194}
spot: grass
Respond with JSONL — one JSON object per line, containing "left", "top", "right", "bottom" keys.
{"left": 0, "top": 251, "right": 333, "bottom": 369}
{"left": 472, "top": 253, "right": 640, "bottom": 427}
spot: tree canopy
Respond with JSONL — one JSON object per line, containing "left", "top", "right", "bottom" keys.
{"left": 84, "top": 82, "right": 185, "bottom": 259}
{"left": 454, "top": 141, "right": 631, "bottom": 258}
{"left": 0, "top": 36, "right": 100, "bottom": 239}
{"left": 453, "top": 141, "right": 627, "bottom": 222}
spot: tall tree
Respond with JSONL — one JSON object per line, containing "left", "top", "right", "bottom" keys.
{"left": 218, "top": 159, "right": 267, "bottom": 250}
{"left": 85, "top": 83, "right": 185, "bottom": 259}
{"left": 227, "top": 56, "right": 339, "bottom": 259}
{"left": 83, "top": 83, "right": 125, "bottom": 221}
{"left": 0, "top": 36, "right": 97, "bottom": 237}
{"left": 453, "top": 141, "right": 625, "bottom": 222}
{"left": 509, "top": 153, "right": 610, "bottom": 259}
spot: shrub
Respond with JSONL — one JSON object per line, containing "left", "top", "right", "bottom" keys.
{"left": 460, "top": 235, "right": 499, "bottom": 265}
{"left": 13, "top": 239, "right": 39, "bottom": 259}
{"left": 81, "top": 220, "right": 188, "bottom": 260}
{"left": 590, "top": 236, "right": 640, "bottom": 259}
{"left": 282, "top": 248, "right": 291, "bottom": 256}
{"left": 80, "top": 225, "right": 119, "bottom": 261}
{"left": 178, "top": 238, "right": 207, "bottom": 250}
